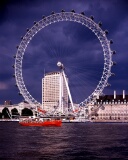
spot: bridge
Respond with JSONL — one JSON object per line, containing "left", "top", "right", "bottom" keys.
{"left": 0, "top": 102, "right": 32, "bottom": 115}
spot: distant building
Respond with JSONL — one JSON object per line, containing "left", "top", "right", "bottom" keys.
{"left": 4, "top": 100, "right": 12, "bottom": 105}
{"left": 89, "top": 90, "right": 128, "bottom": 122}
{"left": 42, "top": 71, "right": 68, "bottom": 112}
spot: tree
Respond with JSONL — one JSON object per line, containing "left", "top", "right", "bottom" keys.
{"left": 21, "top": 108, "right": 33, "bottom": 116}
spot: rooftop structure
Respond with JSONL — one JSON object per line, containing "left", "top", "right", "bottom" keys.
{"left": 96, "top": 90, "right": 128, "bottom": 103}
{"left": 89, "top": 90, "right": 128, "bottom": 122}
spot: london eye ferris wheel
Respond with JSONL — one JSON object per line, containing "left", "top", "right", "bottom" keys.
{"left": 14, "top": 10, "right": 116, "bottom": 108}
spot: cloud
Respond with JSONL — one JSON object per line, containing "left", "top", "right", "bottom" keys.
{"left": 0, "top": 0, "right": 128, "bottom": 103}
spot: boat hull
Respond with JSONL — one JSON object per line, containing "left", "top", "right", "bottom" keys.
{"left": 19, "top": 120, "right": 62, "bottom": 127}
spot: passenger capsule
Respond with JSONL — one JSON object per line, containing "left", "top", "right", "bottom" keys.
{"left": 112, "top": 61, "right": 116, "bottom": 65}
{"left": 112, "top": 50, "right": 116, "bottom": 54}
{"left": 90, "top": 15, "right": 94, "bottom": 20}
{"left": 110, "top": 39, "right": 113, "bottom": 44}
{"left": 71, "top": 9, "right": 75, "bottom": 13}
{"left": 98, "top": 21, "right": 102, "bottom": 27}
{"left": 81, "top": 12, "right": 85, "bottom": 15}
{"left": 51, "top": 11, "right": 55, "bottom": 14}
{"left": 106, "top": 83, "right": 111, "bottom": 87}
{"left": 61, "top": 9, "right": 65, "bottom": 12}
{"left": 111, "top": 73, "right": 115, "bottom": 76}
{"left": 18, "top": 92, "right": 22, "bottom": 96}
{"left": 105, "top": 30, "right": 109, "bottom": 35}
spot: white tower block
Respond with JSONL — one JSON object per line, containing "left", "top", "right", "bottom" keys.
{"left": 114, "top": 90, "right": 116, "bottom": 99}
{"left": 123, "top": 90, "right": 125, "bottom": 99}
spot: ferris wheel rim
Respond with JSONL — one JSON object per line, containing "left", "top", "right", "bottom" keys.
{"left": 15, "top": 11, "right": 112, "bottom": 106}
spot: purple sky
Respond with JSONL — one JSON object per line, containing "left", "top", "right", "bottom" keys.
{"left": 0, "top": 0, "right": 128, "bottom": 104}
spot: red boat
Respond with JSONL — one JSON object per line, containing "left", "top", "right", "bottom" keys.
{"left": 19, "top": 117, "right": 62, "bottom": 127}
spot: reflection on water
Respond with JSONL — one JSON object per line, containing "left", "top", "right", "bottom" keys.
{"left": 0, "top": 122, "right": 128, "bottom": 160}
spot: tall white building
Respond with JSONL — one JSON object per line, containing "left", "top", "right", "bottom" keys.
{"left": 42, "top": 71, "right": 68, "bottom": 112}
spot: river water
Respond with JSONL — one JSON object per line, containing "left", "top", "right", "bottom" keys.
{"left": 0, "top": 122, "right": 128, "bottom": 160}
